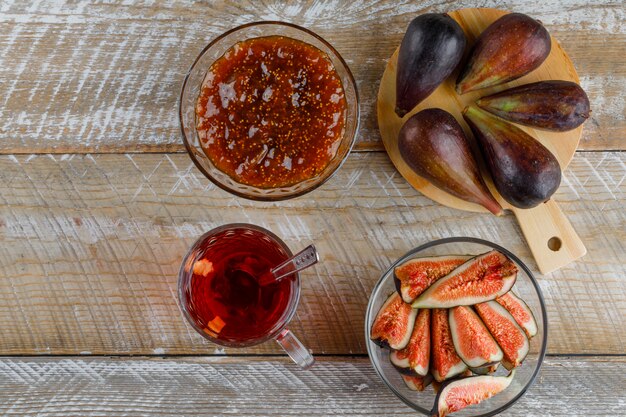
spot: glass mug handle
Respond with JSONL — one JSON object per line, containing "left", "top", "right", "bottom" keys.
{"left": 275, "top": 328, "right": 315, "bottom": 369}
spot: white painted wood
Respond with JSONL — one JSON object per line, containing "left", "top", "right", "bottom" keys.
{"left": 0, "top": 152, "right": 623, "bottom": 355}
{"left": 0, "top": 356, "right": 623, "bottom": 416}
{"left": 0, "top": 2, "right": 623, "bottom": 413}
{"left": 0, "top": 0, "right": 623, "bottom": 152}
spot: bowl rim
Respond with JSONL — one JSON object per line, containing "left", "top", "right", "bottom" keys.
{"left": 364, "top": 237, "right": 548, "bottom": 416}
{"left": 178, "top": 20, "right": 360, "bottom": 201}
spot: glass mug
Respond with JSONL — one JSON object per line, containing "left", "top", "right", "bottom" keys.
{"left": 178, "top": 223, "right": 314, "bottom": 369}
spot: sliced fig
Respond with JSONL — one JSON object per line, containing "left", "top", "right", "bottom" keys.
{"left": 433, "top": 372, "right": 515, "bottom": 417}
{"left": 394, "top": 256, "right": 471, "bottom": 303}
{"left": 471, "top": 363, "right": 499, "bottom": 375}
{"left": 431, "top": 309, "right": 468, "bottom": 382}
{"left": 496, "top": 291, "right": 538, "bottom": 338}
{"left": 391, "top": 309, "right": 431, "bottom": 376}
{"left": 370, "top": 292, "right": 417, "bottom": 350}
{"left": 402, "top": 373, "right": 433, "bottom": 392}
{"left": 475, "top": 301, "right": 530, "bottom": 370}
{"left": 449, "top": 306, "right": 503, "bottom": 368}
{"left": 432, "top": 369, "right": 472, "bottom": 394}
{"left": 413, "top": 250, "right": 517, "bottom": 309}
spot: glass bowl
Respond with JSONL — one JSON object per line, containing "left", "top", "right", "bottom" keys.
{"left": 179, "top": 21, "right": 360, "bottom": 201}
{"left": 365, "top": 237, "right": 548, "bottom": 416}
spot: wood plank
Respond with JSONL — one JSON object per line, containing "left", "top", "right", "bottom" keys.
{"left": 0, "top": 0, "right": 623, "bottom": 154}
{"left": 0, "top": 152, "right": 623, "bottom": 355}
{"left": 0, "top": 356, "right": 623, "bottom": 416}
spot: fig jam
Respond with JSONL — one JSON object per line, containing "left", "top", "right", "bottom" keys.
{"left": 184, "top": 227, "right": 294, "bottom": 343}
{"left": 195, "top": 36, "right": 347, "bottom": 188}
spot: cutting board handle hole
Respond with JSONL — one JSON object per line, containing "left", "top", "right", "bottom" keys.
{"left": 548, "top": 237, "right": 562, "bottom": 251}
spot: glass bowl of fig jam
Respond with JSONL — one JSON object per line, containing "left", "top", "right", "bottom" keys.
{"left": 180, "top": 22, "right": 359, "bottom": 200}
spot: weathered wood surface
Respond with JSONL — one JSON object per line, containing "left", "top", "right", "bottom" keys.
{"left": 0, "top": 0, "right": 623, "bottom": 153}
{"left": 0, "top": 152, "right": 623, "bottom": 355}
{"left": 0, "top": 356, "right": 623, "bottom": 416}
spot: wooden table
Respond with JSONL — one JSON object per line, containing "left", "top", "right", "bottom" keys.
{"left": 0, "top": 1, "right": 624, "bottom": 415}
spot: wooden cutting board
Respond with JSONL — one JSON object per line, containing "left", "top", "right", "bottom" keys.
{"left": 377, "top": 8, "right": 586, "bottom": 274}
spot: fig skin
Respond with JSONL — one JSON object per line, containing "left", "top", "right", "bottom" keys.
{"left": 463, "top": 105, "right": 562, "bottom": 209}
{"left": 398, "top": 108, "right": 503, "bottom": 215}
{"left": 477, "top": 80, "right": 591, "bottom": 131}
{"left": 432, "top": 371, "right": 515, "bottom": 417}
{"left": 456, "top": 13, "right": 551, "bottom": 94}
{"left": 395, "top": 13, "right": 466, "bottom": 117}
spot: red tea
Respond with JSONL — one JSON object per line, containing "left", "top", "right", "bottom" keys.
{"left": 183, "top": 228, "right": 294, "bottom": 343}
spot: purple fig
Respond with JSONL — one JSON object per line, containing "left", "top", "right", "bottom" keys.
{"left": 398, "top": 108, "right": 503, "bottom": 215}
{"left": 463, "top": 106, "right": 561, "bottom": 209}
{"left": 477, "top": 80, "right": 591, "bottom": 131}
{"left": 395, "top": 13, "right": 466, "bottom": 116}
{"left": 456, "top": 13, "right": 551, "bottom": 94}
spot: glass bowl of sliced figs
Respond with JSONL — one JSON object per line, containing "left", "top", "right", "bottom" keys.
{"left": 365, "top": 237, "right": 547, "bottom": 417}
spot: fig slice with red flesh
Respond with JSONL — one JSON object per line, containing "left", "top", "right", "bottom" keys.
{"left": 433, "top": 371, "right": 515, "bottom": 417}
{"left": 475, "top": 301, "right": 530, "bottom": 370}
{"left": 496, "top": 291, "right": 538, "bottom": 338}
{"left": 431, "top": 308, "right": 468, "bottom": 382}
{"left": 449, "top": 306, "right": 503, "bottom": 368}
{"left": 394, "top": 256, "right": 471, "bottom": 303}
{"left": 390, "top": 309, "right": 431, "bottom": 376}
{"left": 412, "top": 250, "right": 517, "bottom": 309}
{"left": 371, "top": 292, "right": 417, "bottom": 350}
{"left": 402, "top": 373, "right": 433, "bottom": 392}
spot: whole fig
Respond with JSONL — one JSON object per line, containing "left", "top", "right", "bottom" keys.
{"left": 463, "top": 106, "right": 561, "bottom": 209}
{"left": 456, "top": 13, "right": 551, "bottom": 94}
{"left": 395, "top": 13, "right": 466, "bottom": 117}
{"left": 398, "top": 108, "right": 502, "bottom": 215}
{"left": 477, "top": 80, "right": 591, "bottom": 131}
